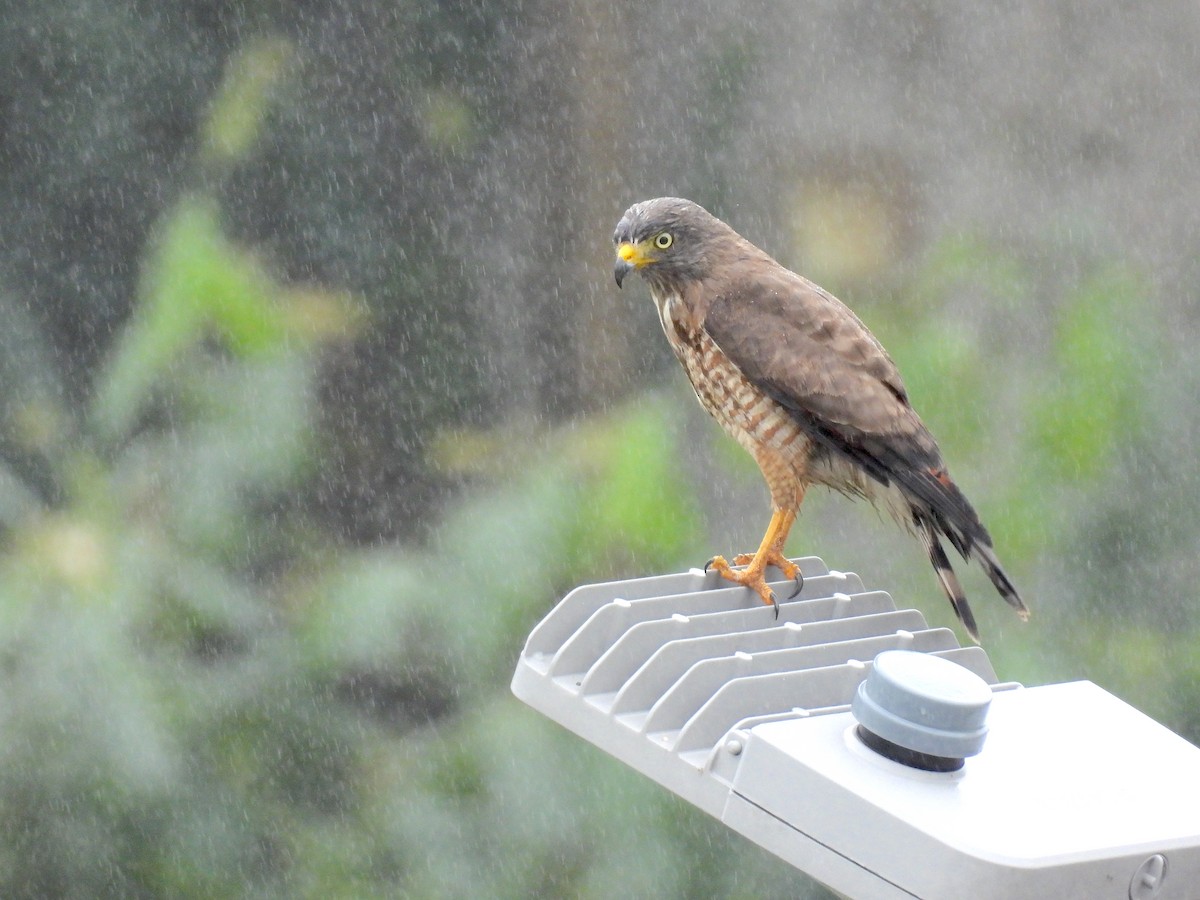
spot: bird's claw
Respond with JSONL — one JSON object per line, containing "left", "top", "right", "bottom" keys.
{"left": 788, "top": 569, "right": 804, "bottom": 600}
{"left": 702, "top": 552, "right": 793, "bottom": 618}
{"left": 711, "top": 551, "right": 803, "bottom": 595}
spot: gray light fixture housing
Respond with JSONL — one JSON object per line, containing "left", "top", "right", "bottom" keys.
{"left": 511, "top": 556, "right": 1200, "bottom": 899}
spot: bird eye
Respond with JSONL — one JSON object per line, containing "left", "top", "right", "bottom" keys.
{"left": 654, "top": 232, "right": 673, "bottom": 249}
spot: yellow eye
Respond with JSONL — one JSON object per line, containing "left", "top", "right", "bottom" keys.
{"left": 654, "top": 232, "right": 673, "bottom": 250}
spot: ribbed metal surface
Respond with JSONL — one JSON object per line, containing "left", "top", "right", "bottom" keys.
{"left": 512, "top": 559, "right": 1200, "bottom": 900}
{"left": 513, "top": 556, "right": 1001, "bottom": 779}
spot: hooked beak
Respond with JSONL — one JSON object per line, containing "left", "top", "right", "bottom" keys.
{"left": 614, "top": 257, "right": 633, "bottom": 288}
{"left": 614, "top": 241, "right": 642, "bottom": 288}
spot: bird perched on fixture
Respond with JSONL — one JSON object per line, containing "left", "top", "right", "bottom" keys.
{"left": 613, "top": 197, "right": 1028, "bottom": 642}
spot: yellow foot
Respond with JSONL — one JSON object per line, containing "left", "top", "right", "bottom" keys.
{"left": 727, "top": 550, "right": 804, "bottom": 598}
{"left": 731, "top": 551, "right": 801, "bottom": 583}
{"left": 703, "top": 552, "right": 804, "bottom": 618}
{"left": 704, "top": 509, "right": 805, "bottom": 619}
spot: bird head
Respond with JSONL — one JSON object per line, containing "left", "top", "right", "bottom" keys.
{"left": 612, "top": 197, "right": 722, "bottom": 289}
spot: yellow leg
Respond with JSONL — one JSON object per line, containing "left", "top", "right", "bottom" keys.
{"left": 705, "top": 508, "right": 804, "bottom": 616}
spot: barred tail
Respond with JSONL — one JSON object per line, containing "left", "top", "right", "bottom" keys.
{"left": 915, "top": 515, "right": 980, "bottom": 644}
{"left": 972, "top": 541, "right": 1030, "bottom": 621}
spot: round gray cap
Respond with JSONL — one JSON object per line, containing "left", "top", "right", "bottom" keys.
{"left": 852, "top": 650, "right": 993, "bottom": 759}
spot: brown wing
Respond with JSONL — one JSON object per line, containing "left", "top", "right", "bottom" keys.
{"left": 702, "top": 260, "right": 990, "bottom": 553}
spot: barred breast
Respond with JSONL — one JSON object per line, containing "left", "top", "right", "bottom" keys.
{"left": 653, "top": 289, "right": 813, "bottom": 508}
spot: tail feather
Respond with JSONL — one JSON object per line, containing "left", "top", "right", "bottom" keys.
{"left": 916, "top": 516, "right": 980, "bottom": 644}
{"left": 899, "top": 460, "right": 1031, "bottom": 640}
{"left": 972, "top": 541, "right": 1030, "bottom": 620}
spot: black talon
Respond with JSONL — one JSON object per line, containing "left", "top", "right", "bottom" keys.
{"left": 703, "top": 557, "right": 716, "bottom": 574}
{"left": 769, "top": 590, "right": 780, "bottom": 619}
{"left": 788, "top": 568, "right": 804, "bottom": 600}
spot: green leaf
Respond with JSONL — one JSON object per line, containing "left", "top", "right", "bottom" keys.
{"left": 91, "top": 196, "right": 287, "bottom": 440}
{"left": 1028, "top": 266, "right": 1146, "bottom": 481}
{"left": 200, "top": 38, "right": 293, "bottom": 165}
{"left": 582, "top": 396, "right": 704, "bottom": 570}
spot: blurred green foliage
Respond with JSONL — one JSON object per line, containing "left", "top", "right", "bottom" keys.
{"left": 1027, "top": 266, "right": 1147, "bottom": 482}
{"left": 0, "top": 15, "right": 1195, "bottom": 900}
{"left": 847, "top": 235, "right": 1191, "bottom": 732}
{"left": 0, "top": 213, "right": 795, "bottom": 894}
{"left": 201, "top": 39, "right": 294, "bottom": 166}
{"left": 94, "top": 196, "right": 290, "bottom": 441}
{"left": 1, "top": 185, "right": 1180, "bottom": 895}
{"left": 0, "top": 74, "right": 797, "bottom": 888}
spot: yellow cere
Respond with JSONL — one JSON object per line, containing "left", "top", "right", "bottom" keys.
{"left": 616, "top": 241, "right": 647, "bottom": 266}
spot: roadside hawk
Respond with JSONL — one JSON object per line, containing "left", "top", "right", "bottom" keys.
{"left": 612, "top": 197, "right": 1028, "bottom": 642}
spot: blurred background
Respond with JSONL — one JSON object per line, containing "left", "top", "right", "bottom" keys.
{"left": 1, "top": 1, "right": 1198, "bottom": 896}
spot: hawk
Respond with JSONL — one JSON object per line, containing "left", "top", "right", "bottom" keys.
{"left": 612, "top": 197, "right": 1028, "bottom": 642}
